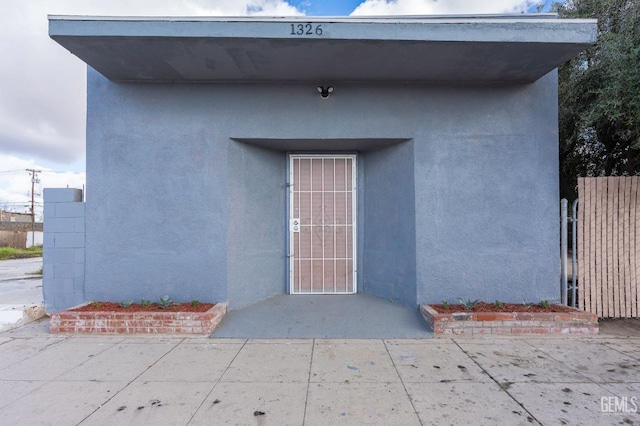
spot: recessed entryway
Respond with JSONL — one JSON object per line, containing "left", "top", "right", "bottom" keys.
{"left": 289, "top": 154, "right": 357, "bottom": 294}
{"left": 211, "top": 293, "right": 431, "bottom": 338}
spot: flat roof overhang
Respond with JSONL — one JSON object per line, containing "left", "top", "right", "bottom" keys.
{"left": 49, "top": 15, "right": 597, "bottom": 84}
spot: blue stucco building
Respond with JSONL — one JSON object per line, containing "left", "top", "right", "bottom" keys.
{"left": 44, "top": 14, "right": 596, "bottom": 313}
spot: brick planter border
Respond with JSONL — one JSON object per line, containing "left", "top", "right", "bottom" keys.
{"left": 420, "top": 304, "right": 598, "bottom": 336}
{"left": 50, "top": 303, "right": 227, "bottom": 335}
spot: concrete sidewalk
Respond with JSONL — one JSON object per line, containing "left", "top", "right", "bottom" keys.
{"left": 0, "top": 319, "right": 639, "bottom": 425}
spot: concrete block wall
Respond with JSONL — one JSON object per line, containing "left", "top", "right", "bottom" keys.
{"left": 43, "top": 188, "right": 85, "bottom": 313}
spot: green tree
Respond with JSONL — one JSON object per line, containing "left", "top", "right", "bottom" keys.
{"left": 555, "top": 0, "right": 640, "bottom": 199}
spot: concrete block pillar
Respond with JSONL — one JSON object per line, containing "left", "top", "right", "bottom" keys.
{"left": 43, "top": 188, "right": 85, "bottom": 313}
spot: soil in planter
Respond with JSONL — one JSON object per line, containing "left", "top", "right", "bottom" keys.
{"left": 70, "top": 302, "right": 215, "bottom": 313}
{"left": 430, "top": 302, "right": 576, "bottom": 314}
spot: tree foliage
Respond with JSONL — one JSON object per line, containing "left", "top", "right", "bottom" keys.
{"left": 555, "top": 0, "right": 640, "bottom": 198}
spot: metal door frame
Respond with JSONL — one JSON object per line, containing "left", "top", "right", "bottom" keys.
{"left": 287, "top": 153, "right": 357, "bottom": 294}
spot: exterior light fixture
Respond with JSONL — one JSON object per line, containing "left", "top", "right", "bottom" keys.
{"left": 317, "top": 85, "right": 334, "bottom": 99}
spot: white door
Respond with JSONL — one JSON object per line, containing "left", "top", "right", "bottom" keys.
{"left": 289, "top": 155, "right": 356, "bottom": 294}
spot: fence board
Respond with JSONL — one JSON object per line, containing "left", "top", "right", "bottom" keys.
{"left": 619, "top": 178, "right": 627, "bottom": 316}
{"left": 620, "top": 178, "right": 629, "bottom": 316}
{"left": 608, "top": 177, "right": 617, "bottom": 317}
{"left": 577, "top": 178, "right": 595, "bottom": 312}
{"left": 598, "top": 178, "right": 606, "bottom": 316}
{"left": 628, "top": 177, "right": 635, "bottom": 316}
{"left": 585, "top": 179, "right": 602, "bottom": 314}
{"left": 602, "top": 178, "right": 616, "bottom": 317}
{"left": 623, "top": 177, "right": 631, "bottom": 316}
{"left": 619, "top": 178, "right": 628, "bottom": 316}
{"left": 629, "top": 176, "right": 640, "bottom": 318}
{"left": 608, "top": 178, "right": 624, "bottom": 318}
{"left": 591, "top": 177, "right": 599, "bottom": 314}
{"left": 577, "top": 178, "right": 586, "bottom": 310}
{"left": 577, "top": 176, "right": 640, "bottom": 318}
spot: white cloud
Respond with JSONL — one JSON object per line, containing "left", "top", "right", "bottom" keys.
{"left": 0, "top": 0, "right": 304, "bottom": 162}
{"left": 0, "top": 0, "right": 302, "bottom": 212}
{"left": 351, "top": 0, "right": 545, "bottom": 15}
{"left": 0, "top": 154, "right": 85, "bottom": 220}
{"left": 38, "top": 0, "right": 304, "bottom": 17}
{"left": 179, "top": 0, "right": 304, "bottom": 16}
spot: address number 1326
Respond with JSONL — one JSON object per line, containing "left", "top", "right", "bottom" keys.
{"left": 290, "top": 23, "right": 323, "bottom": 36}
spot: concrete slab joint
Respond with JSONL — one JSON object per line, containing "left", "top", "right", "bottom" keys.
{"left": 43, "top": 188, "right": 85, "bottom": 314}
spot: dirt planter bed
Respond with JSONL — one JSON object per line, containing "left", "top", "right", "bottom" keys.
{"left": 420, "top": 304, "right": 599, "bottom": 336}
{"left": 50, "top": 303, "right": 227, "bottom": 335}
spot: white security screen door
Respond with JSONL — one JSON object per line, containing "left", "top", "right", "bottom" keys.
{"left": 289, "top": 155, "right": 356, "bottom": 294}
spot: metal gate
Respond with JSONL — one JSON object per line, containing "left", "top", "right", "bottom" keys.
{"left": 288, "top": 155, "right": 356, "bottom": 294}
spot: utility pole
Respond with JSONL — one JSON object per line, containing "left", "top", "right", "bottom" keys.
{"left": 26, "top": 169, "right": 41, "bottom": 222}
{"left": 26, "top": 169, "right": 41, "bottom": 247}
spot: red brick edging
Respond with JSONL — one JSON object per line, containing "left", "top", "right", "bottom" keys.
{"left": 420, "top": 304, "right": 598, "bottom": 336}
{"left": 50, "top": 303, "right": 227, "bottom": 335}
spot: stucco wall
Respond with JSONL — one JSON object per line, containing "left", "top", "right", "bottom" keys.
{"left": 227, "top": 141, "right": 286, "bottom": 308}
{"left": 85, "top": 67, "right": 560, "bottom": 307}
{"left": 86, "top": 75, "right": 229, "bottom": 304}
{"left": 362, "top": 142, "right": 417, "bottom": 306}
{"left": 414, "top": 73, "right": 560, "bottom": 304}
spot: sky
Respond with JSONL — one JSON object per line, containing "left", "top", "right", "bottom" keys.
{"left": 0, "top": 0, "right": 552, "bottom": 219}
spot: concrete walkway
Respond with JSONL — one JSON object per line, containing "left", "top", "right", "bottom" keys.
{"left": 1, "top": 319, "right": 639, "bottom": 425}
{"left": 213, "top": 294, "right": 432, "bottom": 338}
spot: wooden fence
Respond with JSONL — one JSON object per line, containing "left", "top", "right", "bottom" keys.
{"left": 577, "top": 177, "right": 639, "bottom": 318}
{"left": 0, "top": 222, "right": 43, "bottom": 249}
